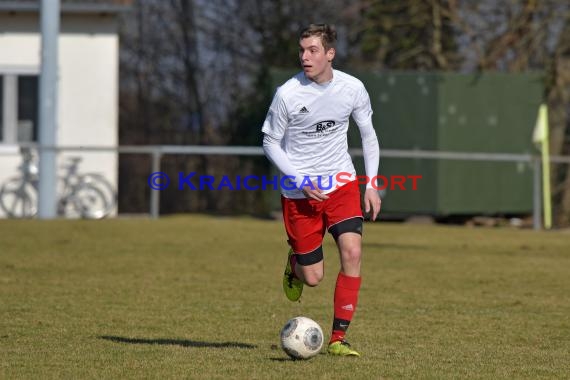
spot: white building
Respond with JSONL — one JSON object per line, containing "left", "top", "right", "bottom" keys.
{"left": 0, "top": 0, "right": 129, "bottom": 218}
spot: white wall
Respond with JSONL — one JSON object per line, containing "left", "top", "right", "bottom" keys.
{"left": 0, "top": 12, "right": 119, "bottom": 218}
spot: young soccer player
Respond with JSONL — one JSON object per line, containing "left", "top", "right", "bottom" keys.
{"left": 262, "top": 24, "right": 381, "bottom": 356}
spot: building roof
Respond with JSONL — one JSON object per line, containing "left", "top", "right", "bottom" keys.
{"left": 0, "top": 0, "right": 133, "bottom": 14}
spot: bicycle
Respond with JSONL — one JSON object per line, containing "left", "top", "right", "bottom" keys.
{"left": 0, "top": 147, "right": 116, "bottom": 219}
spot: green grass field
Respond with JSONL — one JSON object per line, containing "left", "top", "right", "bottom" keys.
{"left": 1, "top": 215, "right": 569, "bottom": 379}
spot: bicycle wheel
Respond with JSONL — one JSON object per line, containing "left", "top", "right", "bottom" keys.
{"left": 64, "top": 183, "right": 110, "bottom": 219}
{"left": 0, "top": 178, "right": 37, "bottom": 218}
{"left": 81, "top": 174, "right": 116, "bottom": 215}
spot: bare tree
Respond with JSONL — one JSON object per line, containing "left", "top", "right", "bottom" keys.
{"left": 348, "top": 0, "right": 462, "bottom": 70}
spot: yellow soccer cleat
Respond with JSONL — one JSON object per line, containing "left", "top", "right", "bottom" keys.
{"left": 328, "top": 340, "right": 361, "bottom": 357}
{"left": 283, "top": 248, "right": 303, "bottom": 302}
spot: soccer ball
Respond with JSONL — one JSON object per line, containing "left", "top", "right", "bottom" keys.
{"left": 280, "top": 316, "right": 324, "bottom": 360}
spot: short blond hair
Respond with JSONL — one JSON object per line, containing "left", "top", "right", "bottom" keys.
{"left": 299, "top": 24, "right": 337, "bottom": 52}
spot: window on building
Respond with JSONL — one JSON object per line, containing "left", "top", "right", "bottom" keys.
{"left": 0, "top": 74, "right": 38, "bottom": 144}
{"left": 18, "top": 76, "right": 38, "bottom": 142}
{"left": 0, "top": 76, "right": 3, "bottom": 142}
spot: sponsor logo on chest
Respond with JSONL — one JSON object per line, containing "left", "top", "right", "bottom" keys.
{"left": 302, "top": 120, "right": 338, "bottom": 138}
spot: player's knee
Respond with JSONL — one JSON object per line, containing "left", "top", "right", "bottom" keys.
{"left": 296, "top": 246, "right": 324, "bottom": 287}
{"left": 303, "top": 271, "right": 323, "bottom": 287}
{"left": 341, "top": 245, "right": 361, "bottom": 266}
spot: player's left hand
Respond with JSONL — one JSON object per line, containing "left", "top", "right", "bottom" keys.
{"left": 363, "top": 188, "right": 381, "bottom": 221}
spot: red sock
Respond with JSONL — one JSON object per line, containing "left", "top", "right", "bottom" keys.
{"left": 330, "top": 272, "right": 361, "bottom": 343}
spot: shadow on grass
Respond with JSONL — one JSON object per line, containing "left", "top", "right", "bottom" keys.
{"left": 99, "top": 335, "right": 256, "bottom": 349}
{"left": 269, "top": 357, "right": 294, "bottom": 362}
{"left": 269, "top": 351, "right": 328, "bottom": 362}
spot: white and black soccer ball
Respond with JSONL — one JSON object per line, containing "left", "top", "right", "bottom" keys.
{"left": 280, "top": 316, "right": 324, "bottom": 360}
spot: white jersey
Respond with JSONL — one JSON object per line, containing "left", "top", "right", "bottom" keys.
{"left": 262, "top": 69, "right": 379, "bottom": 199}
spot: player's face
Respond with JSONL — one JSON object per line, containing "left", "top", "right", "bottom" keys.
{"left": 299, "top": 36, "right": 335, "bottom": 84}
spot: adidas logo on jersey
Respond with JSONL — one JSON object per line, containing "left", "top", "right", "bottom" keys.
{"left": 299, "top": 106, "right": 309, "bottom": 113}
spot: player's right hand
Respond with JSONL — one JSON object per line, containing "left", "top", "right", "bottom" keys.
{"left": 301, "top": 182, "right": 329, "bottom": 201}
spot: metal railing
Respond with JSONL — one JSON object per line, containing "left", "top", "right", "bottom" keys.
{"left": 4, "top": 144, "right": 570, "bottom": 228}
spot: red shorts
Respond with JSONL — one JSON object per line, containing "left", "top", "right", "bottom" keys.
{"left": 281, "top": 180, "right": 363, "bottom": 254}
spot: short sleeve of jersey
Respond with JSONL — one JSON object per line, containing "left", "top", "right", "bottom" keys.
{"left": 351, "top": 83, "right": 373, "bottom": 126}
{"left": 261, "top": 88, "right": 289, "bottom": 140}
